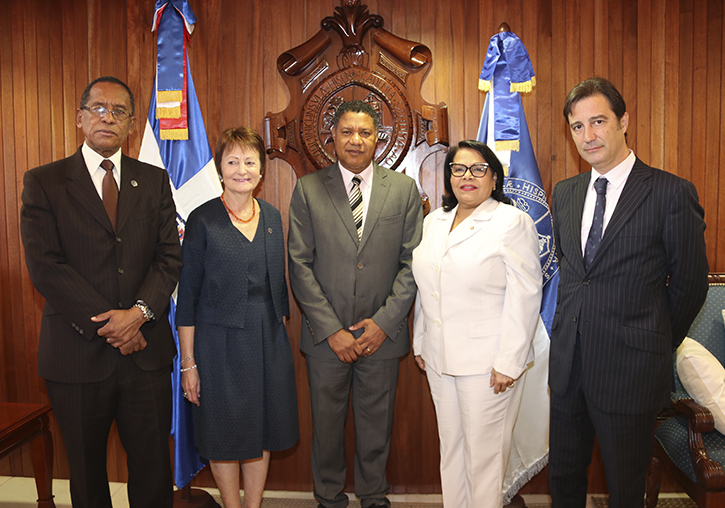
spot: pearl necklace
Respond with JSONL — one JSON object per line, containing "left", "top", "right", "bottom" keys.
{"left": 221, "top": 194, "right": 256, "bottom": 223}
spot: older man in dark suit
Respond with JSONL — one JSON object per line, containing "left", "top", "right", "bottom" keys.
{"left": 548, "top": 77, "right": 709, "bottom": 508}
{"left": 20, "top": 76, "right": 182, "bottom": 508}
{"left": 288, "top": 100, "right": 423, "bottom": 508}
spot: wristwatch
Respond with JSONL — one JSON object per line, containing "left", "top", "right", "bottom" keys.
{"left": 134, "top": 300, "right": 155, "bottom": 322}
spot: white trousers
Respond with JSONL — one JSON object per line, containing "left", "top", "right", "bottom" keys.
{"left": 427, "top": 368, "right": 525, "bottom": 508}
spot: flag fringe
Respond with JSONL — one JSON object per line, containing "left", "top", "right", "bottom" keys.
{"left": 495, "top": 139, "right": 520, "bottom": 152}
{"left": 510, "top": 76, "right": 536, "bottom": 93}
{"left": 479, "top": 79, "right": 492, "bottom": 92}
{"left": 158, "top": 90, "right": 183, "bottom": 103}
{"left": 161, "top": 129, "right": 189, "bottom": 140}
{"left": 156, "top": 106, "right": 182, "bottom": 119}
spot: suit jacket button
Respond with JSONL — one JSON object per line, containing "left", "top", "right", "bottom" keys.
{"left": 119, "top": 302, "right": 124, "bottom": 308}
{"left": 572, "top": 316, "right": 577, "bottom": 322}
{"left": 583, "top": 279, "right": 590, "bottom": 285}
{"left": 357, "top": 262, "right": 364, "bottom": 269}
{"left": 116, "top": 236, "right": 122, "bottom": 243}
{"left": 79, "top": 329, "right": 84, "bottom": 334}
{"left": 117, "top": 268, "right": 124, "bottom": 274}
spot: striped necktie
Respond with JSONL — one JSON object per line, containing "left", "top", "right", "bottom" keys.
{"left": 349, "top": 176, "right": 363, "bottom": 240}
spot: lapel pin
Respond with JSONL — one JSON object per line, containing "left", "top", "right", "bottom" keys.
{"left": 130, "top": 180, "right": 138, "bottom": 187}
{"left": 268, "top": 228, "right": 273, "bottom": 234}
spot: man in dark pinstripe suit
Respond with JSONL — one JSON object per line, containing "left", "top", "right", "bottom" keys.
{"left": 548, "top": 77, "right": 708, "bottom": 508}
{"left": 20, "top": 77, "right": 182, "bottom": 508}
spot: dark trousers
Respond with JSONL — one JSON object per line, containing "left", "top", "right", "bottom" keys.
{"left": 306, "top": 355, "right": 400, "bottom": 508}
{"left": 549, "top": 341, "right": 659, "bottom": 508}
{"left": 45, "top": 355, "right": 173, "bottom": 508}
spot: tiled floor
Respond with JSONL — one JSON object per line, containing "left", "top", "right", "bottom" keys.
{"left": 0, "top": 477, "right": 693, "bottom": 508}
{"left": 0, "top": 477, "right": 552, "bottom": 507}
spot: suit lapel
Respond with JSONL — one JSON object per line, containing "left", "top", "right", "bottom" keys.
{"left": 359, "top": 163, "right": 390, "bottom": 251}
{"left": 64, "top": 150, "right": 115, "bottom": 233}
{"left": 588, "top": 161, "right": 652, "bottom": 269}
{"left": 116, "top": 155, "right": 143, "bottom": 233}
{"left": 432, "top": 209, "right": 455, "bottom": 263}
{"left": 444, "top": 198, "right": 498, "bottom": 254}
{"left": 569, "top": 174, "right": 588, "bottom": 267}
{"left": 324, "top": 164, "right": 360, "bottom": 245}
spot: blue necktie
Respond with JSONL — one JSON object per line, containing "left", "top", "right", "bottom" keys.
{"left": 584, "top": 177, "right": 608, "bottom": 269}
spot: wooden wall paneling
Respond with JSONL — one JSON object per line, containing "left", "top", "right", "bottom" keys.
{"left": 48, "top": 1, "right": 66, "bottom": 164}
{"left": 9, "top": 0, "right": 30, "bottom": 407}
{"left": 593, "top": 0, "right": 608, "bottom": 76}
{"left": 704, "top": 0, "right": 723, "bottom": 268}
{"left": 663, "top": 0, "right": 681, "bottom": 180}
{"left": 678, "top": 1, "right": 694, "bottom": 184}
{"left": 706, "top": 8, "right": 725, "bottom": 270}
{"left": 200, "top": 0, "right": 221, "bottom": 146}
{"left": 579, "top": 0, "right": 594, "bottom": 78}
{"left": 608, "top": 0, "right": 623, "bottom": 96}
{"left": 690, "top": 0, "right": 708, "bottom": 197}
{"left": 447, "top": 1, "right": 465, "bottom": 143}
{"left": 522, "top": 0, "right": 539, "bottom": 159}
{"left": 621, "top": 0, "right": 638, "bottom": 156}
{"left": 637, "top": 0, "right": 653, "bottom": 166}
{"left": 463, "top": 0, "right": 481, "bottom": 137}
{"left": 219, "top": 0, "right": 237, "bottom": 133}
{"left": 0, "top": 20, "right": 7, "bottom": 414}
{"left": 651, "top": 0, "right": 666, "bottom": 170}
{"left": 535, "top": 0, "right": 553, "bottom": 196}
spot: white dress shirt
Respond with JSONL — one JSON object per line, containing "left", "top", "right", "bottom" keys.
{"left": 81, "top": 142, "right": 122, "bottom": 199}
{"left": 339, "top": 161, "right": 374, "bottom": 234}
{"left": 580, "top": 150, "right": 636, "bottom": 254}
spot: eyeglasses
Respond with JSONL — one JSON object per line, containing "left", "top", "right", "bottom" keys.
{"left": 449, "top": 162, "right": 490, "bottom": 178}
{"left": 81, "top": 105, "right": 131, "bottom": 121}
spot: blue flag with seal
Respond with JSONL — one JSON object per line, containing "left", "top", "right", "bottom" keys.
{"left": 477, "top": 29, "right": 556, "bottom": 503}
{"left": 139, "top": 0, "right": 222, "bottom": 489}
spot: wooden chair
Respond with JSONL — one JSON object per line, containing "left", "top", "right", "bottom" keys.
{"left": 646, "top": 273, "right": 725, "bottom": 508}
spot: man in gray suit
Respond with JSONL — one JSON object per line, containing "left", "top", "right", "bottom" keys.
{"left": 288, "top": 100, "right": 423, "bottom": 508}
{"left": 548, "top": 77, "right": 708, "bottom": 508}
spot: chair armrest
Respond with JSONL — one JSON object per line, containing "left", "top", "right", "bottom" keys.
{"left": 673, "top": 398, "right": 715, "bottom": 433}
{"left": 671, "top": 398, "right": 725, "bottom": 489}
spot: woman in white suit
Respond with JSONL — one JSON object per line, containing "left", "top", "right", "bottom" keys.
{"left": 412, "top": 140, "right": 542, "bottom": 508}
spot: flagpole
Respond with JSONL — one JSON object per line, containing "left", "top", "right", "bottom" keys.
{"left": 141, "top": 2, "right": 221, "bottom": 506}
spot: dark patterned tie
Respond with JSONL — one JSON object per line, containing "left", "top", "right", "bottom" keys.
{"left": 101, "top": 159, "right": 118, "bottom": 231}
{"left": 349, "top": 176, "right": 363, "bottom": 240}
{"left": 584, "top": 177, "right": 608, "bottom": 269}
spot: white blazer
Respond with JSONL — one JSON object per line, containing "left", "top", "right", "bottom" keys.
{"left": 412, "top": 197, "right": 542, "bottom": 378}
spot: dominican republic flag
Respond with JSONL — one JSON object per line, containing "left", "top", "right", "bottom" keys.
{"left": 477, "top": 30, "right": 557, "bottom": 503}
{"left": 139, "top": 0, "right": 222, "bottom": 489}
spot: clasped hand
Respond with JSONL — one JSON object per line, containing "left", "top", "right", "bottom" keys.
{"left": 327, "top": 318, "right": 387, "bottom": 363}
{"left": 92, "top": 307, "right": 147, "bottom": 355}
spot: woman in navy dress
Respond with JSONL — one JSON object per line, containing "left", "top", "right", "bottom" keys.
{"left": 176, "top": 127, "right": 299, "bottom": 508}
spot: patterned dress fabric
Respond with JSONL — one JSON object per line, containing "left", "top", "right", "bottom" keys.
{"left": 176, "top": 199, "right": 299, "bottom": 461}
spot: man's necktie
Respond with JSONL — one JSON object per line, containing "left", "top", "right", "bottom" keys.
{"left": 349, "top": 176, "right": 363, "bottom": 240}
{"left": 101, "top": 159, "right": 118, "bottom": 231}
{"left": 584, "top": 177, "right": 608, "bottom": 269}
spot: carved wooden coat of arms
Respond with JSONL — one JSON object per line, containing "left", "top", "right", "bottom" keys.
{"left": 264, "top": 0, "right": 448, "bottom": 204}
